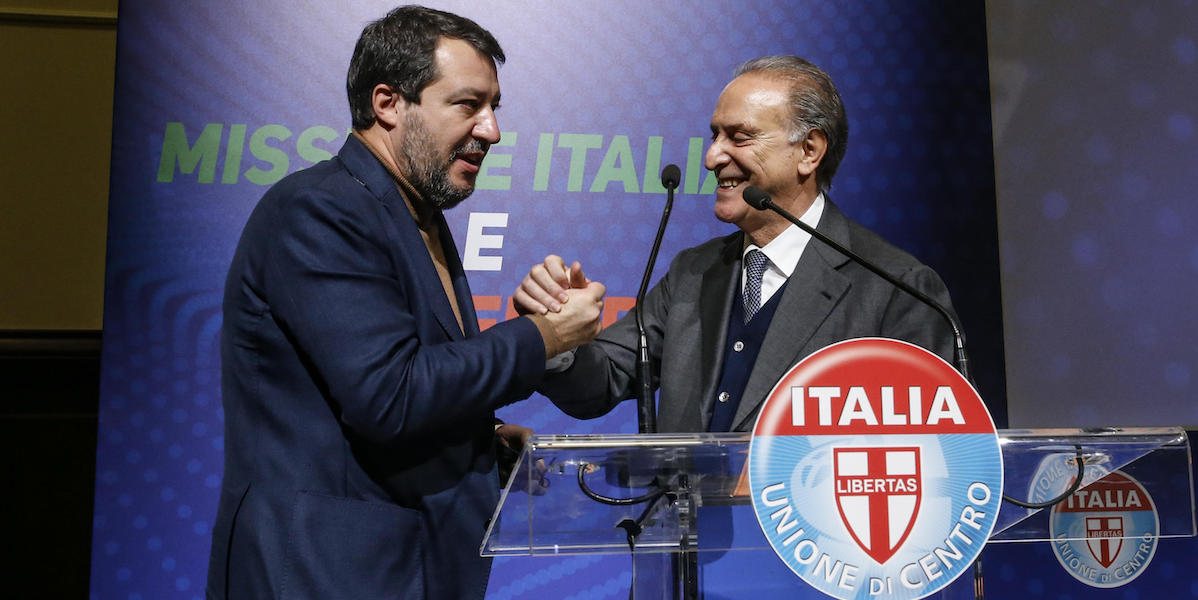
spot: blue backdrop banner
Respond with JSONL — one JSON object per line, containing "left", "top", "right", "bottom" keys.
{"left": 92, "top": 1, "right": 1007, "bottom": 598}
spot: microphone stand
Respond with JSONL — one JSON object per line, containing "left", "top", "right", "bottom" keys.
{"left": 584, "top": 166, "right": 682, "bottom": 597}
{"left": 634, "top": 165, "right": 680, "bottom": 433}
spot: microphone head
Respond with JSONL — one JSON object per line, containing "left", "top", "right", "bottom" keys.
{"left": 742, "top": 186, "right": 771, "bottom": 210}
{"left": 660, "top": 164, "right": 681, "bottom": 190}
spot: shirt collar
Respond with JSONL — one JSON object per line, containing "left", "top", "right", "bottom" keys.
{"left": 742, "top": 192, "right": 825, "bottom": 277}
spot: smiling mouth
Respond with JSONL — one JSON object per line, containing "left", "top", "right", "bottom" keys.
{"left": 718, "top": 177, "right": 746, "bottom": 190}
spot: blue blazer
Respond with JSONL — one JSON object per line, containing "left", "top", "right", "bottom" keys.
{"left": 207, "top": 136, "right": 546, "bottom": 600}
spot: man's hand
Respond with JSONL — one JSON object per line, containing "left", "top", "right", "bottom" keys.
{"left": 516, "top": 255, "right": 605, "bottom": 357}
{"left": 514, "top": 254, "right": 590, "bottom": 315}
{"left": 540, "top": 281, "right": 605, "bottom": 355}
{"left": 495, "top": 422, "right": 533, "bottom": 451}
{"left": 495, "top": 423, "right": 549, "bottom": 495}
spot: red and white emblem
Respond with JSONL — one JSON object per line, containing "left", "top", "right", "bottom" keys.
{"left": 833, "top": 446, "right": 922, "bottom": 564}
{"left": 1085, "top": 516, "right": 1124, "bottom": 568}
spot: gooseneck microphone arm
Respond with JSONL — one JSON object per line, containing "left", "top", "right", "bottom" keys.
{"left": 740, "top": 186, "right": 973, "bottom": 386}
{"left": 633, "top": 164, "right": 681, "bottom": 434}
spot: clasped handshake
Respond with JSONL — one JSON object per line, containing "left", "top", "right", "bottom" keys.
{"left": 514, "top": 255, "right": 607, "bottom": 357}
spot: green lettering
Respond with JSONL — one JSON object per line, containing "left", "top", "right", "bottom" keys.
{"left": 699, "top": 169, "right": 716, "bottom": 194}
{"left": 157, "top": 122, "right": 222, "bottom": 183}
{"left": 221, "top": 124, "right": 247, "bottom": 184}
{"left": 476, "top": 131, "right": 516, "bottom": 191}
{"left": 557, "top": 133, "right": 603, "bottom": 192}
{"left": 533, "top": 133, "right": 554, "bottom": 191}
{"left": 642, "top": 136, "right": 667, "bottom": 194}
{"left": 297, "top": 125, "right": 339, "bottom": 165}
{"left": 245, "top": 124, "right": 292, "bottom": 186}
{"left": 589, "top": 135, "right": 639, "bottom": 193}
{"left": 685, "top": 136, "right": 717, "bottom": 195}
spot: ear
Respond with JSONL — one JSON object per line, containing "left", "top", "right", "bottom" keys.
{"left": 371, "top": 83, "right": 407, "bottom": 128}
{"left": 795, "top": 129, "right": 828, "bottom": 178}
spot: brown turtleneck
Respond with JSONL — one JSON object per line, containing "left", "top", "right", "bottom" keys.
{"left": 353, "top": 131, "right": 465, "bottom": 334}
{"left": 351, "top": 131, "right": 563, "bottom": 356}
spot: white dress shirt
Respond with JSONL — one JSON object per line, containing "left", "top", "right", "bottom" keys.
{"left": 741, "top": 193, "right": 825, "bottom": 305}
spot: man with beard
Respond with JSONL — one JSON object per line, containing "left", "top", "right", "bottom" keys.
{"left": 516, "top": 55, "right": 957, "bottom": 433}
{"left": 207, "top": 6, "right": 605, "bottom": 600}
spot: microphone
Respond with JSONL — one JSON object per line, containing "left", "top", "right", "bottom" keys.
{"left": 740, "top": 186, "right": 974, "bottom": 384}
{"left": 660, "top": 164, "right": 681, "bottom": 190}
{"left": 740, "top": 186, "right": 770, "bottom": 211}
{"left": 633, "top": 164, "right": 681, "bottom": 433}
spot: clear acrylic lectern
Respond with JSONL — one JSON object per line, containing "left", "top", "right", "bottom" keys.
{"left": 481, "top": 428, "right": 1194, "bottom": 599}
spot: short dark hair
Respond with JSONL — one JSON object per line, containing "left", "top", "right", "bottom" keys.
{"left": 734, "top": 56, "right": 849, "bottom": 193}
{"left": 346, "top": 5, "right": 505, "bottom": 130}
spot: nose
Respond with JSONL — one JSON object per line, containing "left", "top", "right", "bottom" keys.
{"left": 704, "top": 136, "right": 728, "bottom": 172}
{"left": 473, "top": 106, "right": 501, "bottom": 145}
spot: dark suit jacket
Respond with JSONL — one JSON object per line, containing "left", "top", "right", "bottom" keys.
{"left": 540, "top": 199, "right": 958, "bottom": 432}
{"left": 207, "top": 136, "right": 546, "bottom": 600}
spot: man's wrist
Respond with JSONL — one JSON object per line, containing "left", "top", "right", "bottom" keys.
{"left": 526, "top": 313, "right": 564, "bottom": 359}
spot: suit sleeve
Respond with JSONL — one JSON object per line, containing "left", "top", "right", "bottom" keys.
{"left": 879, "top": 263, "right": 960, "bottom": 365}
{"left": 536, "top": 252, "right": 678, "bottom": 420}
{"left": 254, "top": 186, "right": 546, "bottom": 446}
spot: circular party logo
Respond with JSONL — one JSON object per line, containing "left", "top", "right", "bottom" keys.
{"left": 748, "top": 338, "right": 1003, "bottom": 600}
{"left": 1049, "top": 470, "right": 1159, "bottom": 588}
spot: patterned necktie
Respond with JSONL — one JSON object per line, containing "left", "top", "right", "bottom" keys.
{"left": 743, "top": 249, "right": 769, "bottom": 323}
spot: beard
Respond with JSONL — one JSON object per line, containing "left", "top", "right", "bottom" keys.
{"left": 400, "top": 111, "right": 487, "bottom": 210}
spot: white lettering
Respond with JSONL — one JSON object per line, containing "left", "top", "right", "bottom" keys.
{"left": 839, "top": 387, "right": 878, "bottom": 425}
{"left": 791, "top": 387, "right": 806, "bottom": 425}
{"left": 926, "top": 386, "right": 965, "bottom": 424}
{"left": 967, "top": 482, "right": 991, "bottom": 505}
{"left": 948, "top": 523, "right": 973, "bottom": 546}
{"left": 918, "top": 554, "right": 942, "bottom": 581}
{"left": 880, "top": 387, "right": 905, "bottom": 425}
{"left": 933, "top": 538, "right": 964, "bottom": 567}
{"left": 794, "top": 539, "right": 819, "bottom": 564}
{"left": 789, "top": 385, "right": 972, "bottom": 428}
{"left": 462, "top": 212, "right": 507, "bottom": 271}
{"left": 761, "top": 482, "right": 788, "bottom": 507}
{"left": 900, "top": 563, "right": 924, "bottom": 589}
{"left": 908, "top": 386, "right": 923, "bottom": 424}
{"left": 808, "top": 386, "right": 840, "bottom": 426}
{"left": 960, "top": 506, "right": 985, "bottom": 530}
{"left": 839, "top": 563, "right": 858, "bottom": 591}
{"left": 814, "top": 553, "right": 842, "bottom": 583}
{"left": 770, "top": 504, "right": 800, "bottom": 535}
{"left": 1125, "top": 490, "right": 1143, "bottom": 508}
{"left": 867, "top": 576, "right": 894, "bottom": 595}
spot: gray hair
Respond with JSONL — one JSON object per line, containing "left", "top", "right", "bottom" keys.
{"left": 734, "top": 56, "right": 849, "bottom": 193}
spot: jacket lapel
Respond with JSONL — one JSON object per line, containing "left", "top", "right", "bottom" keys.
{"left": 437, "top": 213, "right": 479, "bottom": 337}
{"left": 679, "top": 234, "right": 741, "bottom": 432}
{"left": 338, "top": 137, "right": 467, "bottom": 342}
{"left": 731, "top": 201, "right": 854, "bottom": 430}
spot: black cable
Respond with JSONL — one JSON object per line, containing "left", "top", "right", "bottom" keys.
{"left": 1000, "top": 445, "right": 1087, "bottom": 509}
{"left": 577, "top": 464, "right": 666, "bottom": 506}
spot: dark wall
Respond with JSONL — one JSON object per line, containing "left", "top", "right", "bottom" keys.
{"left": 1, "top": 331, "right": 100, "bottom": 598}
